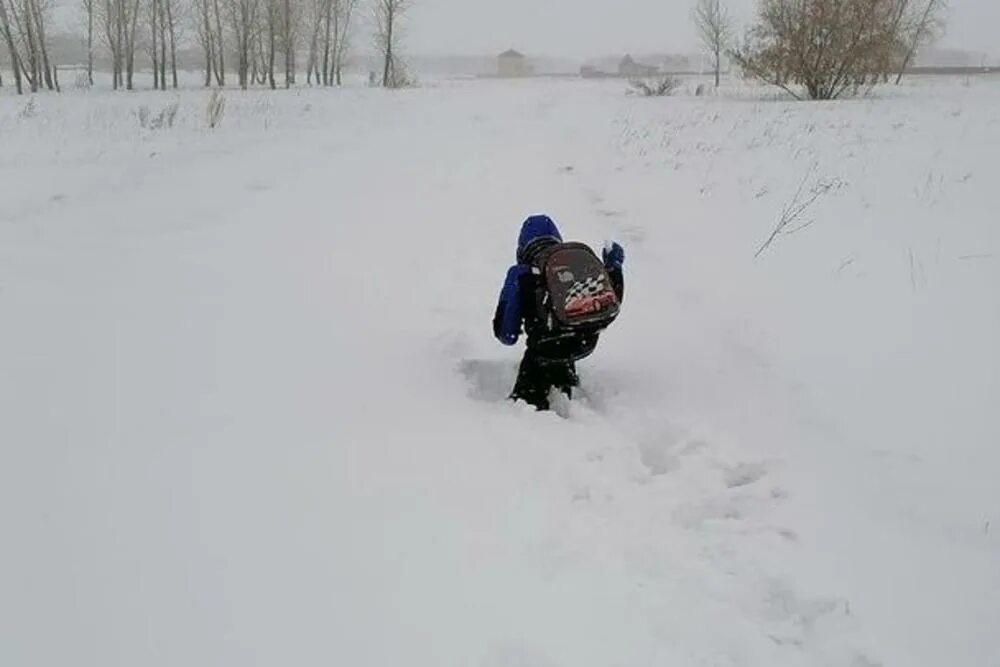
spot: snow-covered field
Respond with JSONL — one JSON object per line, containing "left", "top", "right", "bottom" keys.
{"left": 2, "top": 76, "right": 998, "bottom": 667}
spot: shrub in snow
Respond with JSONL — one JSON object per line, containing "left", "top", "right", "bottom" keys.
{"left": 17, "top": 98, "right": 37, "bottom": 119}
{"left": 206, "top": 89, "right": 226, "bottom": 129}
{"left": 137, "top": 103, "right": 179, "bottom": 130}
{"left": 629, "top": 76, "right": 680, "bottom": 97}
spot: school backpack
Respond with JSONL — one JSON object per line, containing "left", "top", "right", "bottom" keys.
{"left": 529, "top": 242, "right": 621, "bottom": 338}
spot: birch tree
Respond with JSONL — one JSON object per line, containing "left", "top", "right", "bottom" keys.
{"left": 331, "top": 0, "right": 354, "bottom": 85}
{"left": 82, "top": 0, "right": 94, "bottom": 84}
{"left": 0, "top": 0, "right": 24, "bottom": 93}
{"left": 194, "top": 0, "right": 224, "bottom": 86}
{"left": 373, "top": 0, "right": 407, "bottom": 88}
{"left": 99, "top": 0, "right": 142, "bottom": 89}
{"left": 1, "top": 0, "right": 57, "bottom": 92}
{"left": 892, "top": 0, "right": 947, "bottom": 83}
{"left": 692, "top": 0, "right": 732, "bottom": 88}
{"left": 227, "top": 0, "right": 259, "bottom": 89}
{"left": 279, "top": 0, "right": 295, "bottom": 86}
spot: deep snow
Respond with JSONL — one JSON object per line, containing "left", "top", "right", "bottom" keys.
{"left": 1, "top": 76, "right": 998, "bottom": 667}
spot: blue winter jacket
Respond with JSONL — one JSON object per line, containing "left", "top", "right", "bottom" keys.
{"left": 492, "top": 216, "right": 564, "bottom": 345}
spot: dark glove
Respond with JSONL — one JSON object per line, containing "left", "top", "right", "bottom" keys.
{"left": 602, "top": 241, "right": 625, "bottom": 271}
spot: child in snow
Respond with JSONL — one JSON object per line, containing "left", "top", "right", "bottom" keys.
{"left": 493, "top": 215, "right": 625, "bottom": 410}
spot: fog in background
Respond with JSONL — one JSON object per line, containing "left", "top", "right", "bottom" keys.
{"left": 32, "top": 0, "right": 1000, "bottom": 74}
{"left": 406, "top": 0, "right": 998, "bottom": 59}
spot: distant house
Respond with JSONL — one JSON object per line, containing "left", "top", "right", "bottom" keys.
{"left": 497, "top": 49, "right": 530, "bottom": 77}
{"left": 618, "top": 54, "right": 659, "bottom": 78}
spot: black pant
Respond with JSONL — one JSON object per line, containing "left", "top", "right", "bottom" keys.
{"left": 510, "top": 348, "right": 579, "bottom": 411}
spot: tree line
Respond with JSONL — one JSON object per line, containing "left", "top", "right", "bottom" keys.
{"left": 3, "top": 0, "right": 948, "bottom": 99}
{"left": 0, "top": 0, "right": 409, "bottom": 93}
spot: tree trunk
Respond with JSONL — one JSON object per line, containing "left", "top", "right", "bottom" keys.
{"left": 0, "top": 0, "right": 24, "bottom": 94}
{"left": 158, "top": 0, "right": 167, "bottom": 89}
{"left": 125, "top": 0, "right": 139, "bottom": 91}
{"left": 167, "top": 0, "right": 177, "bottom": 88}
{"left": 896, "top": 0, "right": 936, "bottom": 84}
{"left": 11, "top": 54, "right": 22, "bottom": 94}
{"left": 267, "top": 8, "right": 275, "bottom": 89}
{"left": 382, "top": 15, "right": 392, "bottom": 88}
{"left": 204, "top": 42, "right": 212, "bottom": 85}
{"left": 381, "top": 2, "right": 394, "bottom": 88}
{"left": 282, "top": 0, "right": 291, "bottom": 87}
{"left": 306, "top": 12, "right": 319, "bottom": 85}
{"left": 334, "top": 0, "right": 352, "bottom": 86}
{"left": 114, "top": 0, "right": 123, "bottom": 90}
{"left": 237, "top": 7, "right": 247, "bottom": 92}
{"left": 151, "top": 0, "right": 160, "bottom": 90}
{"left": 330, "top": 0, "right": 345, "bottom": 86}
{"left": 30, "top": 0, "right": 54, "bottom": 90}
{"left": 212, "top": 0, "right": 225, "bottom": 85}
{"left": 86, "top": 0, "right": 94, "bottom": 84}
{"left": 21, "top": 0, "right": 39, "bottom": 92}
{"left": 320, "top": 0, "right": 330, "bottom": 86}
{"left": 714, "top": 46, "right": 720, "bottom": 88}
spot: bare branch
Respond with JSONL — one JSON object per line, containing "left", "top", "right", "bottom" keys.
{"left": 755, "top": 164, "right": 843, "bottom": 258}
{"left": 692, "top": 0, "right": 732, "bottom": 87}
{"left": 373, "top": 0, "right": 410, "bottom": 88}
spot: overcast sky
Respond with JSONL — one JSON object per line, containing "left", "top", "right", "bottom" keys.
{"left": 407, "top": 0, "right": 999, "bottom": 58}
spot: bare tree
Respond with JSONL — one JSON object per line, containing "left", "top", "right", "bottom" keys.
{"left": 211, "top": 0, "right": 225, "bottom": 84}
{"left": 1, "top": 0, "right": 58, "bottom": 92}
{"left": 331, "top": 0, "right": 355, "bottom": 84}
{"left": 373, "top": 0, "right": 407, "bottom": 88}
{"left": 261, "top": 0, "right": 278, "bottom": 88}
{"left": 150, "top": 0, "right": 161, "bottom": 88}
{"left": 0, "top": 0, "right": 24, "bottom": 93}
{"left": 306, "top": 0, "right": 352, "bottom": 86}
{"left": 732, "top": 0, "right": 908, "bottom": 100}
{"left": 99, "top": 0, "right": 142, "bottom": 89}
{"left": 124, "top": 0, "right": 140, "bottom": 89}
{"left": 194, "top": 0, "right": 223, "bottom": 85}
{"left": 195, "top": 0, "right": 209, "bottom": 85}
{"left": 29, "top": 0, "right": 55, "bottom": 89}
{"left": 280, "top": 0, "right": 294, "bottom": 86}
{"left": 303, "top": 0, "right": 320, "bottom": 83}
{"left": 82, "top": 0, "right": 94, "bottom": 84}
{"left": 892, "top": 0, "right": 946, "bottom": 84}
{"left": 692, "top": 0, "right": 731, "bottom": 88}
{"left": 320, "top": 0, "right": 332, "bottom": 84}
{"left": 227, "top": 0, "right": 260, "bottom": 89}
{"left": 164, "top": 0, "right": 177, "bottom": 87}
{"left": 98, "top": 0, "right": 118, "bottom": 87}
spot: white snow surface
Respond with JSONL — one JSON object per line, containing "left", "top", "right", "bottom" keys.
{"left": 2, "top": 77, "right": 998, "bottom": 667}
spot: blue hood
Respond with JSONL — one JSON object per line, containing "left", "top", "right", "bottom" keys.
{"left": 517, "top": 215, "right": 562, "bottom": 262}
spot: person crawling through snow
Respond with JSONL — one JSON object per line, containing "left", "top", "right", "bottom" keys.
{"left": 493, "top": 214, "right": 625, "bottom": 411}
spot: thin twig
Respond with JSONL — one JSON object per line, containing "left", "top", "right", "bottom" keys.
{"left": 836, "top": 255, "right": 856, "bottom": 274}
{"left": 783, "top": 218, "right": 816, "bottom": 235}
{"left": 755, "top": 164, "right": 840, "bottom": 258}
